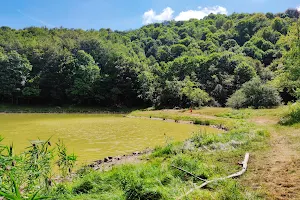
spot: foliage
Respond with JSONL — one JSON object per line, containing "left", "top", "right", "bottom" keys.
{"left": 280, "top": 102, "right": 300, "bottom": 125}
{"left": 227, "top": 78, "right": 281, "bottom": 109}
{"left": 56, "top": 140, "right": 77, "bottom": 178}
{"left": 0, "top": 174, "right": 50, "bottom": 200}
{"left": 0, "top": 11, "right": 298, "bottom": 107}
{"left": 0, "top": 138, "right": 77, "bottom": 199}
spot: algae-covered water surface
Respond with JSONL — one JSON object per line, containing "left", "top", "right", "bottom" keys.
{"left": 0, "top": 114, "right": 221, "bottom": 163}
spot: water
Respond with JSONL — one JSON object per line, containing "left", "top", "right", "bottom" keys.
{"left": 0, "top": 113, "right": 221, "bottom": 164}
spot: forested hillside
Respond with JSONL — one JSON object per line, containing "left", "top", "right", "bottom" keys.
{"left": 0, "top": 9, "right": 299, "bottom": 108}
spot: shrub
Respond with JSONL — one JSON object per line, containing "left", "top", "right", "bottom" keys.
{"left": 73, "top": 180, "right": 94, "bottom": 194}
{"left": 193, "top": 119, "right": 210, "bottom": 126}
{"left": 152, "top": 144, "right": 174, "bottom": 157}
{"left": 191, "top": 131, "right": 222, "bottom": 147}
{"left": 227, "top": 78, "right": 281, "bottom": 109}
{"left": 226, "top": 90, "right": 247, "bottom": 109}
{"left": 280, "top": 102, "right": 300, "bottom": 125}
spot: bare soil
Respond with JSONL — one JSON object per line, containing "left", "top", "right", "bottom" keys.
{"left": 245, "top": 117, "right": 300, "bottom": 200}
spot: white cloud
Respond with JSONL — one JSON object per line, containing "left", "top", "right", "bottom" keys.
{"left": 142, "top": 6, "right": 228, "bottom": 25}
{"left": 297, "top": 6, "right": 300, "bottom": 11}
{"left": 143, "top": 7, "right": 174, "bottom": 25}
{"left": 175, "top": 6, "right": 228, "bottom": 21}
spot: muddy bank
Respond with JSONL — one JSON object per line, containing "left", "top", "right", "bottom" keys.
{"left": 127, "top": 115, "right": 229, "bottom": 131}
{"left": 88, "top": 148, "right": 153, "bottom": 171}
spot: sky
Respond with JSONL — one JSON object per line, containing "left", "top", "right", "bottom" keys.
{"left": 0, "top": 0, "right": 300, "bottom": 31}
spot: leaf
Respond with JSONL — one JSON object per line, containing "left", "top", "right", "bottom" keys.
{"left": 0, "top": 190, "right": 19, "bottom": 200}
{"left": 10, "top": 174, "right": 21, "bottom": 198}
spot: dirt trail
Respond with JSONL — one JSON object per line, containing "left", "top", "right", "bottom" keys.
{"left": 246, "top": 117, "right": 300, "bottom": 200}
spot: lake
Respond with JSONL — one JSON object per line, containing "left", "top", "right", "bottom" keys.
{"left": 0, "top": 113, "right": 221, "bottom": 163}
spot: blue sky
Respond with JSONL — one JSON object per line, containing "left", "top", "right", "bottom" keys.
{"left": 0, "top": 0, "right": 299, "bottom": 31}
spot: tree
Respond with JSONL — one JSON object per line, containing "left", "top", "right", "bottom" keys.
{"left": 272, "top": 18, "right": 287, "bottom": 34}
{"left": 39, "top": 49, "right": 76, "bottom": 104}
{"left": 0, "top": 51, "right": 32, "bottom": 103}
{"left": 170, "top": 44, "right": 187, "bottom": 58}
{"left": 0, "top": 11, "right": 296, "bottom": 108}
{"left": 181, "top": 76, "right": 210, "bottom": 107}
{"left": 221, "top": 39, "right": 239, "bottom": 50}
{"left": 227, "top": 78, "right": 281, "bottom": 109}
{"left": 234, "top": 62, "right": 256, "bottom": 86}
{"left": 285, "top": 9, "right": 299, "bottom": 19}
{"left": 68, "top": 51, "right": 100, "bottom": 104}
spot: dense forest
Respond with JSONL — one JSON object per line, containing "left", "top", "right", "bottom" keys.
{"left": 0, "top": 9, "right": 300, "bottom": 108}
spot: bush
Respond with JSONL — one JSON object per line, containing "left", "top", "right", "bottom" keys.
{"left": 227, "top": 78, "right": 281, "bottom": 109}
{"left": 191, "top": 131, "right": 222, "bottom": 147}
{"left": 226, "top": 90, "right": 247, "bottom": 109}
{"left": 280, "top": 102, "right": 300, "bottom": 125}
{"left": 73, "top": 180, "right": 94, "bottom": 194}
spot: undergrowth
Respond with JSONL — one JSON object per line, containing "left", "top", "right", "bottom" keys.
{"left": 280, "top": 102, "right": 300, "bottom": 125}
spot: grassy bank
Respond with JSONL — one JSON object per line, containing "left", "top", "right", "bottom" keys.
{"left": 52, "top": 120, "right": 269, "bottom": 200}
{"left": 49, "top": 108, "right": 274, "bottom": 199}
{"left": 2, "top": 106, "right": 298, "bottom": 199}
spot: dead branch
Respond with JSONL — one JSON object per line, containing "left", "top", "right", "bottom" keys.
{"left": 171, "top": 165, "right": 207, "bottom": 182}
{"left": 178, "top": 153, "right": 250, "bottom": 200}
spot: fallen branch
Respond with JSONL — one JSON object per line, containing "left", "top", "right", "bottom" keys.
{"left": 171, "top": 165, "right": 207, "bottom": 182}
{"left": 178, "top": 153, "right": 250, "bottom": 200}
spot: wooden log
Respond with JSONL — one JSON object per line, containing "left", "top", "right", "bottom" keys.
{"left": 178, "top": 153, "right": 250, "bottom": 200}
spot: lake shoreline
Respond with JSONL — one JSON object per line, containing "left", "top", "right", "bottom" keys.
{"left": 0, "top": 104, "right": 140, "bottom": 114}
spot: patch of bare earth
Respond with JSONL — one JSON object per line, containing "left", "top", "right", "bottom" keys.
{"left": 245, "top": 117, "right": 300, "bottom": 199}
{"left": 250, "top": 116, "right": 279, "bottom": 125}
{"left": 89, "top": 149, "right": 152, "bottom": 171}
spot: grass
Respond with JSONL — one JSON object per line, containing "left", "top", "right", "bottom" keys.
{"left": 2, "top": 105, "right": 296, "bottom": 199}
{"left": 279, "top": 102, "right": 300, "bottom": 125}
{"left": 48, "top": 108, "right": 271, "bottom": 199}
{"left": 130, "top": 109, "right": 240, "bottom": 130}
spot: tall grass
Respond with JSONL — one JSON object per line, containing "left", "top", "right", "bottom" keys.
{"left": 280, "top": 102, "right": 300, "bottom": 125}
{"left": 0, "top": 138, "right": 77, "bottom": 199}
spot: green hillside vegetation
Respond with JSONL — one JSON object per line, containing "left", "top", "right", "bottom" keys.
{"left": 0, "top": 9, "right": 299, "bottom": 109}
{"left": 1, "top": 8, "right": 300, "bottom": 200}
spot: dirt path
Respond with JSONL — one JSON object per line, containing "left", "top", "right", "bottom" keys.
{"left": 246, "top": 117, "right": 300, "bottom": 200}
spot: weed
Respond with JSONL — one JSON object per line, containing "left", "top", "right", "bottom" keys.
{"left": 56, "top": 140, "right": 77, "bottom": 178}
{"left": 280, "top": 102, "right": 300, "bottom": 125}
{"left": 73, "top": 180, "right": 94, "bottom": 194}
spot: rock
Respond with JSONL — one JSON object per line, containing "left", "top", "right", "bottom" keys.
{"left": 104, "top": 157, "right": 112, "bottom": 162}
{"left": 97, "top": 160, "right": 103, "bottom": 164}
{"left": 133, "top": 151, "right": 140, "bottom": 155}
{"left": 89, "top": 163, "right": 95, "bottom": 168}
{"left": 116, "top": 156, "right": 122, "bottom": 160}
